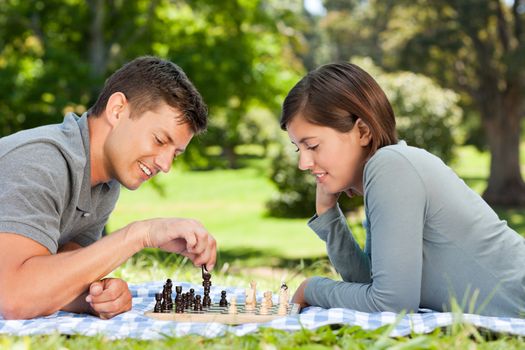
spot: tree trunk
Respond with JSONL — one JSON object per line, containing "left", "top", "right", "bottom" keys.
{"left": 481, "top": 85, "right": 525, "bottom": 207}
{"left": 222, "top": 145, "right": 238, "bottom": 169}
{"left": 88, "top": 0, "right": 106, "bottom": 78}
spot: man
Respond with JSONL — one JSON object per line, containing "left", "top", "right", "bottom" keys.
{"left": 0, "top": 56, "right": 217, "bottom": 320}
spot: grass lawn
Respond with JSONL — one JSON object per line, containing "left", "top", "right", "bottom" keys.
{"left": 2, "top": 146, "right": 524, "bottom": 348}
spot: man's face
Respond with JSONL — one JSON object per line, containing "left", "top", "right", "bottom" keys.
{"left": 103, "top": 103, "right": 194, "bottom": 190}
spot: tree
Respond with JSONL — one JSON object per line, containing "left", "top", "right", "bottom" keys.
{"left": 0, "top": 0, "right": 304, "bottom": 169}
{"left": 393, "top": 0, "right": 525, "bottom": 206}
{"left": 156, "top": 0, "right": 303, "bottom": 168}
{"left": 310, "top": 0, "right": 525, "bottom": 207}
{"left": 0, "top": 0, "right": 162, "bottom": 133}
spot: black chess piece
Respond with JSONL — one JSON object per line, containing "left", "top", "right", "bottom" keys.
{"left": 201, "top": 265, "right": 211, "bottom": 281}
{"left": 194, "top": 295, "right": 203, "bottom": 311}
{"left": 189, "top": 288, "right": 195, "bottom": 307}
{"left": 175, "top": 285, "right": 182, "bottom": 304}
{"left": 175, "top": 298, "right": 184, "bottom": 313}
{"left": 219, "top": 290, "right": 228, "bottom": 307}
{"left": 163, "top": 285, "right": 173, "bottom": 311}
{"left": 154, "top": 293, "right": 162, "bottom": 313}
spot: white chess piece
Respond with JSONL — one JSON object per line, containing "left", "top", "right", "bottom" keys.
{"left": 263, "top": 291, "right": 273, "bottom": 308}
{"left": 279, "top": 285, "right": 289, "bottom": 306}
{"left": 228, "top": 296, "right": 238, "bottom": 314}
{"left": 245, "top": 288, "right": 255, "bottom": 310}
{"left": 249, "top": 280, "right": 257, "bottom": 305}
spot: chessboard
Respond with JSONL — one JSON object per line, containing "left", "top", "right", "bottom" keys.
{"left": 145, "top": 302, "right": 301, "bottom": 324}
{"left": 144, "top": 265, "right": 301, "bottom": 324}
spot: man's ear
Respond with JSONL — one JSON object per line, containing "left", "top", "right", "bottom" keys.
{"left": 356, "top": 118, "right": 372, "bottom": 147}
{"left": 104, "top": 92, "right": 128, "bottom": 126}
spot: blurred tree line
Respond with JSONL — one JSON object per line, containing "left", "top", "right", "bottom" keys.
{"left": 0, "top": 0, "right": 523, "bottom": 215}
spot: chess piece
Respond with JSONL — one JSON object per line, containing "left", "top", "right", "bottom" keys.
{"left": 228, "top": 296, "right": 238, "bottom": 314}
{"left": 219, "top": 290, "right": 228, "bottom": 307}
{"left": 194, "top": 295, "right": 203, "bottom": 311}
{"left": 175, "top": 285, "right": 182, "bottom": 304}
{"left": 277, "top": 303, "right": 288, "bottom": 316}
{"left": 164, "top": 287, "right": 173, "bottom": 311}
{"left": 154, "top": 293, "right": 162, "bottom": 313}
{"left": 175, "top": 298, "right": 184, "bottom": 313}
{"left": 262, "top": 291, "right": 273, "bottom": 308}
{"left": 250, "top": 280, "right": 257, "bottom": 304}
{"left": 279, "top": 283, "right": 289, "bottom": 306}
{"left": 245, "top": 288, "right": 255, "bottom": 311}
{"left": 202, "top": 265, "right": 212, "bottom": 307}
{"left": 259, "top": 304, "right": 269, "bottom": 315}
{"left": 189, "top": 288, "right": 195, "bottom": 307}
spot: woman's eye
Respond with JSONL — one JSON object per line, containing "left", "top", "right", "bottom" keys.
{"left": 294, "top": 147, "right": 300, "bottom": 153}
{"left": 307, "top": 145, "right": 318, "bottom": 151}
{"left": 155, "top": 136, "right": 164, "bottom": 145}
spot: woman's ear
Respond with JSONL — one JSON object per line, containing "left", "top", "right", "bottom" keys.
{"left": 356, "top": 118, "right": 372, "bottom": 147}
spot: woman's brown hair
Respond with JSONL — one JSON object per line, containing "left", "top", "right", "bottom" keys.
{"left": 280, "top": 62, "right": 397, "bottom": 155}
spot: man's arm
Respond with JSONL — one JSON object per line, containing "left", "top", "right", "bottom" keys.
{"left": 0, "top": 217, "right": 216, "bottom": 319}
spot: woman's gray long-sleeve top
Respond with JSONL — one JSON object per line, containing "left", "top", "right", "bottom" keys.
{"left": 304, "top": 142, "right": 525, "bottom": 317}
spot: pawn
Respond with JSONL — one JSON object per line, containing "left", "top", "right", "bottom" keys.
{"left": 154, "top": 293, "right": 162, "bottom": 313}
{"left": 228, "top": 296, "right": 238, "bottom": 314}
{"left": 219, "top": 290, "right": 228, "bottom": 307}
{"left": 194, "top": 295, "right": 203, "bottom": 312}
{"left": 259, "top": 304, "right": 269, "bottom": 315}
{"left": 262, "top": 291, "right": 273, "bottom": 308}
{"left": 189, "top": 288, "right": 195, "bottom": 306}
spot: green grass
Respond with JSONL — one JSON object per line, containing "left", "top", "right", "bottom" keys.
{"left": 108, "top": 167, "right": 325, "bottom": 260}
{"left": 2, "top": 146, "right": 524, "bottom": 348}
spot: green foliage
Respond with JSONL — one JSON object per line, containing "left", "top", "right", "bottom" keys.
{"left": 0, "top": 0, "right": 304, "bottom": 169}
{"left": 266, "top": 58, "right": 462, "bottom": 218}
{"left": 355, "top": 57, "right": 463, "bottom": 163}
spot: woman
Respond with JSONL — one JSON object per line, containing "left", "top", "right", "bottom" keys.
{"left": 283, "top": 62, "right": 525, "bottom": 317}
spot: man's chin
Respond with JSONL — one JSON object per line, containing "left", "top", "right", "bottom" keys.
{"left": 122, "top": 181, "right": 143, "bottom": 191}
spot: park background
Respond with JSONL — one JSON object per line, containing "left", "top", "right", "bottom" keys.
{"left": 1, "top": 0, "right": 524, "bottom": 348}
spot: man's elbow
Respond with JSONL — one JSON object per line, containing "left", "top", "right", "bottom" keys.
{"left": 0, "top": 293, "right": 55, "bottom": 320}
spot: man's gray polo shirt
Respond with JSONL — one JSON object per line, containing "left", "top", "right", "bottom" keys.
{"left": 0, "top": 113, "right": 120, "bottom": 253}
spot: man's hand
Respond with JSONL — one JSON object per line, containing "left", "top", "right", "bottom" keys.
{"left": 292, "top": 278, "right": 311, "bottom": 309}
{"left": 85, "top": 278, "right": 132, "bottom": 319}
{"left": 137, "top": 218, "right": 217, "bottom": 270}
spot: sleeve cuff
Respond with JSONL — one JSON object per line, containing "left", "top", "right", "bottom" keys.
{"left": 307, "top": 204, "right": 346, "bottom": 241}
{"left": 304, "top": 276, "right": 334, "bottom": 308}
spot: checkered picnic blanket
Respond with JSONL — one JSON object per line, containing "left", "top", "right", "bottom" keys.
{"left": 1, "top": 281, "right": 524, "bottom": 339}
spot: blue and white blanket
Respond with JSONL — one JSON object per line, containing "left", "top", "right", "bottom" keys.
{"left": 1, "top": 281, "right": 523, "bottom": 339}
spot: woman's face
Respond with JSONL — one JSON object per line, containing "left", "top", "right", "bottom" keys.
{"left": 287, "top": 115, "right": 371, "bottom": 196}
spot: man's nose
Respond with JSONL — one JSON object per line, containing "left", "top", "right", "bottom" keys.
{"left": 155, "top": 150, "right": 173, "bottom": 173}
